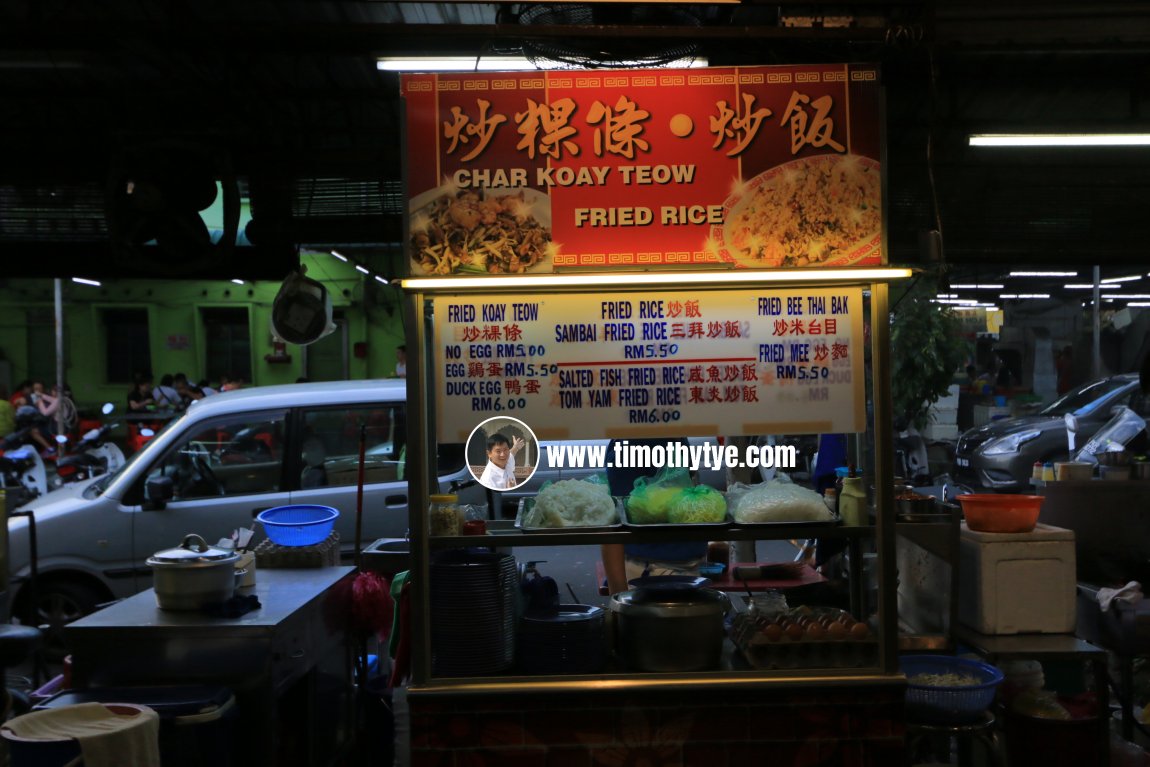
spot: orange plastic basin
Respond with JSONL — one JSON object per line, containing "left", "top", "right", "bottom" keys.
{"left": 957, "top": 494, "right": 1043, "bottom": 533}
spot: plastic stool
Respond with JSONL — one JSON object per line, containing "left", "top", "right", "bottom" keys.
{"left": 905, "top": 710, "right": 1007, "bottom": 767}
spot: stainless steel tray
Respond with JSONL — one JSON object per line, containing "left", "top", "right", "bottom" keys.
{"left": 619, "top": 498, "right": 732, "bottom": 529}
{"left": 514, "top": 496, "right": 623, "bottom": 533}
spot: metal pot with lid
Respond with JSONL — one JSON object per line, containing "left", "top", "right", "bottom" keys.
{"left": 609, "top": 578, "right": 730, "bottom": 672}
{"left": 146, "top": 533, "right": 240, "bottom": 611}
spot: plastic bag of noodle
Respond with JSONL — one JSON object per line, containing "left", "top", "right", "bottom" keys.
{"left": 667, "top": 484, "right": 728, "bottom": 524}
{"left": 625, "top": 467, "right": 691, "bottom": 524}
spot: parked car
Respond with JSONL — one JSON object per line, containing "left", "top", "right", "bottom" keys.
{"left": 7, "top": 379, "right": 471, "bottom": 635}
{"left": 953, "top": 373, "right": 1142, "bottom": 492}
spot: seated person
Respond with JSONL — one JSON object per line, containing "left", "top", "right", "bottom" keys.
{"left": 478, "top": 433, "right": 524, "bottom": 490}
{"left": 173, "top": 373, "right": 205, "bottom": 405}
{"left": 600, "top": 437, "right": 707, "bottom": 595}
{"left": 153, "top": 374, "right": 183, "bottom": 410}
{"left": 128, "top": 377, "right": 156, "bottom": 412}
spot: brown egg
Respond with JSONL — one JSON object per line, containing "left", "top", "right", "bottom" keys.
{"left": 784, "top": 623, "right": 804, "bottom": 641}
{"left": 762, "top": 623, "right": 784, "bottom": 642}
{"left": 805, "top": 622, "right": 826, "bottom": 640}
{"left": 825, "top": 621, "right": 847, "bottom": 639}
{"left": 849, "top": 622, "right": 870, "bottom": 639}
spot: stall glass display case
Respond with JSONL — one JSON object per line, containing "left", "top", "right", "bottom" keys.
{"left": 400, "top": 278, "right": 903, "bottom": 691}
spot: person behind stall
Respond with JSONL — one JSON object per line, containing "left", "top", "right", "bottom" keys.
{"left": 197, "top": 379, "right": 218, "bottom": 396}
{"left": 478, "top": 433, "right": 524, "bottom": 490}
{"left": 600, "top": 437, "right": 707, "bottom": 595}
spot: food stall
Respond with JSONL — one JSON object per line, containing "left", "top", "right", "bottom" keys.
{"left": 397, "top": 62, "right": 912, "bottom": 764}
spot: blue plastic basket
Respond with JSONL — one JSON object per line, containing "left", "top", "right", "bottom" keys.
{"left": 257, "top": 505, "right": 339, "bottom": 547}
{"left": 900, "top": 655, "right": 1004, "bottom": 724}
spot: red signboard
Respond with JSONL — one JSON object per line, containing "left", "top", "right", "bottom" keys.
{"left": 402, "top": 64, "right": 883, "bottom": 276}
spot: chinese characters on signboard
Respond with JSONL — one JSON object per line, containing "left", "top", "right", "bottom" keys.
{"left": 403, "top": 64, "right": 883, "bottom": 276}
{"left": 432, "top": 287, "right": 865, "bottom": 442}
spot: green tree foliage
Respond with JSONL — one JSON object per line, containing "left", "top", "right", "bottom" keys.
{"left": 890, "top": 277, "right": 970, "bottom": 430}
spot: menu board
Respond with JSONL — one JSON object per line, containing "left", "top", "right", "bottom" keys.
{"left": 402, "top": 63, "right": 883, "bottom": 276}
{"left": 432, "top": 287, "right": 865, "bottom": 442}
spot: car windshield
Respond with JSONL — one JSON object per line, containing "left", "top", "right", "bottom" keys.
{"left": 1039, "top": 377, "right": 1135, "bottom": 417}
{"left": 85, "top": 415, "right": 185, "bottom": 497}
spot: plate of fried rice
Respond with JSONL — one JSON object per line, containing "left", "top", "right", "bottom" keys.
{"left": 712, "top": 154, "right": 883, "bottom": 268}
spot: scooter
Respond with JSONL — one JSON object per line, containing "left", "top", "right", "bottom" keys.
{"left": 51, "top": 423, "right": 126, "bottom": 488}
{"left": 0, "top": 444, "right": 47, "bottom": 509}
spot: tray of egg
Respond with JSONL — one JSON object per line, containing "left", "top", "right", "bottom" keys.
{"left": 730, "top": 605, "right": 879, "bottom": 670}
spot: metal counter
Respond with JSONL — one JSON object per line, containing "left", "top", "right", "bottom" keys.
{"left": 64, "top": 566, "right": 356, "bottom": 767}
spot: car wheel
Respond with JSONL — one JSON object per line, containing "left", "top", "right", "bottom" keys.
{"left": 19, "top": 579, "right": 107, "bottom": 659}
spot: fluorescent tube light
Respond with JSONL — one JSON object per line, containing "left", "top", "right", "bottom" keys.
{"left": 330, "top": 250, "right": 348, "bottom": 262}
{"left": 932, "top": 298, "right": 980, "bottom": 305}
{"left": 1104, "top": 294, "right": 1150, "bottom": 299}
{"left": 374, "top": 275, "right": 388, "bottom": 284}
{"left": 231, "top": 279, "right": 245, "bottom": 285}
{"left": 948, "top": 284, "right": 1004, "bottom": 289}
{"left": 970, "top": 134, "right": 1150, "bottom": 147}
{"left": 71, "top": 277, "right": 101, "bottom": 287}
{"left": 1101, "top": 275, "right": 1142, "bottom": 283}
{"left": 1009, "top": 271, "right": 1076, "bottom": 277}
{"left": 401, "top": 268, "right": 913, "bottom": 291}
{"left": 355, "top": 265, "right": 370, "bottom": 275}
{"left": 379, "top": 56, "right": 707, "bottom": 73}
{"left": 1064, "top": 284, "right": 1110, "bottom": 289}
{"left": 999, "top": 294, "right": 1050, "bottom": 299}
{"left": 1128, "top": 303, "right": 1150, "bottom": 307}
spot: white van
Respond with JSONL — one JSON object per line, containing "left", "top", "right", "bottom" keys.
{"left": 7, "top": 379, "right": 470, "bottom": 634}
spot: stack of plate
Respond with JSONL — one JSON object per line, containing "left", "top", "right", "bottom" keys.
{"left": 429, "top": 550, "right": 518, "bottom": 676}
{"left": 516, "top": 604, "right": 606, "bottom": 675}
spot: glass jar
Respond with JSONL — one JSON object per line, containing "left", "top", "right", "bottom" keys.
{"left": 429, "top": 493, "right": 461, "bottom": 536}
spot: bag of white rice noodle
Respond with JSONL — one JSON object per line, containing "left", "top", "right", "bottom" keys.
{"left": 727, "top": 479, "right": 835, "bottom": 524}
{"left": 532, "top": 477, "right": 618, "bottom": 527}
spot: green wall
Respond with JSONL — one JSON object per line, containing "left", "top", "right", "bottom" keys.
{"left": 0, "top": 252, "right": 406, "bottom": 413}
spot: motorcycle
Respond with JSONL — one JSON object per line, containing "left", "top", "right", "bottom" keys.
{"left": 52, "top": 422, "right": 126, "bottom": 488}
{"left": 0, "top": 444, "right": 47, "bottom": 509}
{"left": 1069, "top": 405, "right": 1147, "bottom": 464}
{"left": 894, "top": 418, "right": 931, "bottom": 486}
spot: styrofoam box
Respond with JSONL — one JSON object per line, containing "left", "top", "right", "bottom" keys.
{"left": 958, "top": 522, "right": 1076, "bottom": 635}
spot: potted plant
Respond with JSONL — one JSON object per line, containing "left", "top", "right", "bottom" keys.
{"left": 890, "top": 276, "right": 970, "bottom": 431}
